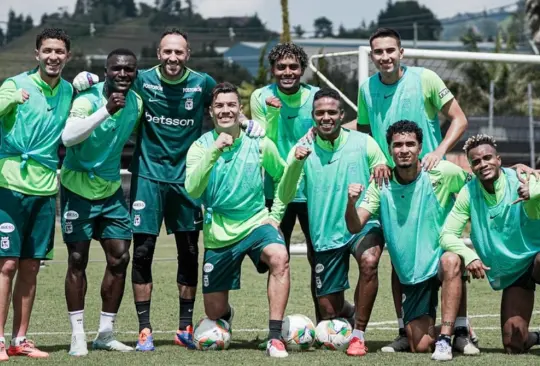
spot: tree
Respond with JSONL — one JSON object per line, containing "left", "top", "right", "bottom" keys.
{"left": 24, "top": 15, "right": 33, "bottom": 32}
{"left": 139, "top": 2, "right": 153, "bottom": 16}
{"left": 280, "top": 0, "right": 291, "bottom": 42}
{"left": 378, "top": 0, "right": 441, "bottom": 40}
{"left": 313, "top": 16, "right": 333, "bottom": 38}
{"left": 185, "top": 0, "right": 193, "bottom": 18}
{"left": 293, "top": 25, "right": 305, "bottom": 38}
{"left": 120, "top": 0, "right": 138, "bottom": 17}
{"left": 6, "top": 10, "right": 23, "bottom": 44}
{"left": 526, "top": 0, "right": 540, "bottom": 43}
{"left": 74, "top": 0, "right": 88, "bottom": 16}
{"left": 0, "top": 28, "right": 5, "bottom": 47}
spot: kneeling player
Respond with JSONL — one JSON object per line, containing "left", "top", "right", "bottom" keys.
{"left": 345, "top": 121, "right": 472, "bottom": 361}
{"left": 186, "top": 82, "right": 290, "bottom": 358}
{"left": 60, "top": 49, "right": 142, "bottom": 355}
{"left": 278, "top": 88, "right": 389, "bottom": 356}
{"left": 440, "top": 134, "right": 540, "bottom": 354}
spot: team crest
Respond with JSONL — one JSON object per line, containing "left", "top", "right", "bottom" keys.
{"left": 134, "top": 215, "right": 141, "bottom": 227}
{"left": 64, "top": 221, "right": 73, "bottom": 234}
{"left": 1, "top": 237, "right": 9, "bottom": 250}
{"left": 185, "top": 98, "right": 193, "bottom": 110}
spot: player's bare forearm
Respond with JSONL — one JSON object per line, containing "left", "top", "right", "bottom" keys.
{"left": 345, "top": 204, "right": 367, "bottom": 234}
{"left": 439, "top": 99, "right": 468, "bottom": 154}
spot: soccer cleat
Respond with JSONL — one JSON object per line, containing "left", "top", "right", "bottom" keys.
{"left": 0, "top": 341, "right": 8, "bottom": 362}
{"left": 174, "top": 325, "right": 195, "bottom": 349}
{"left": 266, "top": 339, "right": 288, "bottom": 358}
{"left": 92, "top": 332, "right": 133, "bottom": 352}
{"left": 7, "top": 339, "right": 49, "bottom": 358}
{"left": 226, "top": 305, "right": 235, "bottom": 329}
{"left": 380, "top": 333, "right": 410, "bottom": 352}
{"left": 136, "top": 328, "right": 155, "bottom": 352}
{"left": 346, "top": 337, "right": 368, "bottom": 356}
{"left": 432, "top": 337, "right": 453, "bottom": 361}
{"left": 470, "top": 325, "right": 479, "bottom": 347}
{"left": 452, "top": 328, "right": 480, "bottom": 356}
{"left": 69, "top": 333, "right": 88, "bottom": 357}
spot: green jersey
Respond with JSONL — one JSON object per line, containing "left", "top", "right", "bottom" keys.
{"left": 130, "top": 66, "right": 217, "bottom": 183}
{"left": 0, "top": 69, "right": 73, "bottom": 195}
{"left": 361, "top": 161, "right": 469, "bottom": 285}
{"left": 185, "top": 132, "right": 293, "bottom": 249}
{"left": 279, "top": 129, "right": 387, "bottom": 251}
{"left": 358, "top": 66, "right": 454, "bottom": 164}
{"left": 250, "top": 83, "right": 319, "bottom": 202}
{"left": 61, "top": 82, "right": 143, "bottom": 200}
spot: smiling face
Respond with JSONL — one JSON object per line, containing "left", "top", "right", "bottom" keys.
{"left": 370, "top": 36, "right": 403, "bottom": 77}
{"left": 272, "top": 55, "right": 303, "bottom": 93}
{"left": 35, "top": 38, "right": 71, "bottom": 78}
{"left": 157, "top": 33, "right": 190, "bottom": 78}
{"left": 312, "top": 96, "right": 344, "bottom": 139}
{"left": 390, "top": 132, "right": 421, "bottom": 168}
{"left": 468, "top": 144, "right": 501, "bottom": 182}
{"left": 210, "top": 92, "right": 241, "bottom": 129}
{"left": 105, "top": 55, "right": 137, "bottom": 93}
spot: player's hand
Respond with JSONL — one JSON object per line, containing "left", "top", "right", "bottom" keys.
{"left": 265, "top": 96, "right": 282, "bottom": 109}
{"left": 466, "top": 259, "right": 490, "bottom": 280}
{"left": 512, "top": 183, "right": 530, "bottom": 205}
{"left": 370, "top": 164, "right": 391, "bottom": 188}
{"left": 214, "top": 132, "right": 234, "bottom": 151}
{"left": 421, "top": 150, "right": 444, "bottom": 171}
{"left": 300, "top": 127, "right": 317, "bottom": 144}
{"left": 15, "top": 88, "right": 29, "bottom": 104}
{"left": 348, "top": 183, "right": 365, "bottom": 205}
{"left": 294, "top": 146, "right": 311, "bottom": 160}
{"left": 261, "top": 218, "right": 280, "bottom": 231}
{"left": 241, "top": 119, "right": 266, "bottom": 138}
{"left": 73, "top": 71, "right": 99, "bottom": 92}
{"left": 512, "top": 163, "right": 540, "bottom": 183}
{"left": 106, "top": 93, "right": 126, "bottom": 115}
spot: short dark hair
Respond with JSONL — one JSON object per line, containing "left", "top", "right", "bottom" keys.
{"left": 36, "top": 28, "right": 71, "bottom": 51}
{"left": 313, "top": 88, "right": 342, "bottom": 107}
{"left": 106, "top": 48, "right": 137, "bottom": 62}
{"left": 386, "top": 120, "right": 423, "bottom": 145}
{"left": 369, "top": 27, "right": 401, "bottom": 48}
{"left": 268, "top": 42, "right": 308, "bottom": 70}
{"left": 211, "top": 82, "right": 240, "bottom": 103}
{"left": 463, "top": 134, "right": 498, "bottom": 155}
{"left": 161, "top": 27, "right": 188, "bottom": 42}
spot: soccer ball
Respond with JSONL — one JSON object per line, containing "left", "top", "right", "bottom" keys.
{"left": 193, "top": 317, "right": 231, "bottom": 351}
{"left": 281, "top": 314, "right": 316, "bottom": 351}
{"left": 315, "top": 318, "right": 352, "bottom": 351}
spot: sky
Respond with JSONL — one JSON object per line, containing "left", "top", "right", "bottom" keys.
{"left": 0, "top": 0, "right": 518, "bottom": 33}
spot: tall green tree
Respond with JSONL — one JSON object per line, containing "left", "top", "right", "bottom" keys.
{"left": 378, "top": 0, "right": 441, "bottom": 40}
{"left": 313, "top": 16, "right": 333, "bottom": 38}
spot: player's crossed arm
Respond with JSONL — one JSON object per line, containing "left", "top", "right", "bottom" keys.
{"left": 277, "top": 144, "right": 311, "bottom": 205}
{"left": 185, "top": 137, "right": 227, "bottom": 199}
{"left": 344, "top": 183, "right": 373, "bottom": 234}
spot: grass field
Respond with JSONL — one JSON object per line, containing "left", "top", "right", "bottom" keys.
{"left": 3, "top": 226, "right": 540, "bottom": 365}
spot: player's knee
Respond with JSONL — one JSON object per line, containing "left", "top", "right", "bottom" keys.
{"left": 68, "top": 251, "right": 88, "bottom": 273}
{"left": 108, "top": 251, "right": 130, "bottom": 275}
{"left": 359, "top": 253, "right": 380, "bottom": 279}
{"left": 0, "top": 259, "right": 18, "bottom": 278}
{"left": 176, "top": 238, "right": 199, "bottom": 287}
{"left": 440, "top": 252, "right": 461, "bottom": 278}
{"left": 204, "top": 299, "right": 228, "bottom": 320}
{"left": 267, "top": 247, "right": 289, "bottom": 275}
{"left": 318, "top": 301, "right": 339, "bottom": 320}
{"left": 132, "top": 235, "right": 156, "bottom": 284}
{"left": 502, "top": 323, "right": 528, "bottom": 354}
{"left": 503, "top": 339, "right": 526, "bottom": 354}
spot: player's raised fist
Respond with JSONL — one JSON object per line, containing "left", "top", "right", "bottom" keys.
{"left": 294, "top": 146, "right": 311, "bottom": 160}
{"left": 348, "top": 183, "right": 364, "bottom": 204}
{"left": 106, "top": 93, "right": 126, "bottom": 115}
{"left": 265, "top": 96, "right": 282, "bottom": 109}
{"left": 214, "top": 132, "right": 234, "bottom": 151}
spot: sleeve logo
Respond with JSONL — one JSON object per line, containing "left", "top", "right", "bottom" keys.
{"left": 438, "top": 88, "right": 450, "bottom": 99}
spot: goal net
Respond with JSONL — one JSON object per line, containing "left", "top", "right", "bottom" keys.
{"left": 308, "top": 46, "right": 540, "bottom": 168}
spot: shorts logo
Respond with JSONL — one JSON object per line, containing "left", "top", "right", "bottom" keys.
{"left": 132, "top": 201, "right": 146, "bottom": 210}
{"left": 315, "top": 263, "right": 324, "bottom": 274}
{"left": 133, "top": 215, "right": 141, "bottom": 227}
{"left": 64, "top": 221, "right": 73, "bottom": 234}
{"left": 185, "top": 98, "right": 193, "bottom": 110}
{"left": 315, "top": 276, "right": 322, "bottom": 289}
{"left": 0, "top": 223, "right": 15, "bottom": 233}
{"left": 64, "top": 210, "right": 79, "bottom": 220}
{"left": 203, "top": 274, "right": 209, "bottom": 287}
{"left": 203, "top": 263, "right": 214, "bottom": 273}
{"left": 0, "top": 237, "right": 9, "bottom": 250}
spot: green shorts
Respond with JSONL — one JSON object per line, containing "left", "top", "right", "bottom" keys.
{"left": 401, "top": 276, "right": 440, "bottom": 325}
{"left": 60, "top": 185, "right": 132, "bottom": 243}
{"left": 130, "top": 175, "right": 202, "bottom": 235}
{"left": 313, "top": 222, "right": 382, "bottom": 297}
{"left": 0, "top": 187, "right": 55, "bottom": 259}
{"left": 202, "top": 224, "right": 285, "bottom": 294}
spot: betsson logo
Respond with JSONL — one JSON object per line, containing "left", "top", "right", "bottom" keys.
{"left": 145, "top": 111, "right": 194, "bottom": 127}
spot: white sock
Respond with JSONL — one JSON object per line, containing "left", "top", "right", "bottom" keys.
{"left": 352, "top": 329, "right": 365, "bottom": 341}
{"left": 11, "top": 336, "right": 26, "bottom": 346}
{"left": 98, "top": 311, "right": 116, "bottom": 334}
{"left": 455, "top": 317, "right": 468, "bottom": 329}
{"left": 0, "top": 337, "right": 5, "bottom": 344}
{"left": 397, "top": 318, "right": 404, "bottom": 329}
{"left": 69, "top": 310, "right": 85, "bottom": 334}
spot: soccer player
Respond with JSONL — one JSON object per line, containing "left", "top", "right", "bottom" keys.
{"left": 0, "top": 28, "right": 73, "bottom": 361}
{"left": 185, "top": 82, "right": 290, "bottom": 358}
{"left": 278, "top": 88, "right": 390, "bottom": 356}
{"left": 343, "top": 27, "right": 477, "bottom": 353}
{"left": 73, "top": 28, "right": 264, "bottom": 351}
{"left": 345, "top": 120, "right": 472, "bottom": 361}
{"left": 61, "top": 48, "right": 142, "bottom": 356}
{"left": 440, "top": 134, "right": 540, "bottom": 354}
{"left": 250, "top": 42, "right": 322, "bottom": 323}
